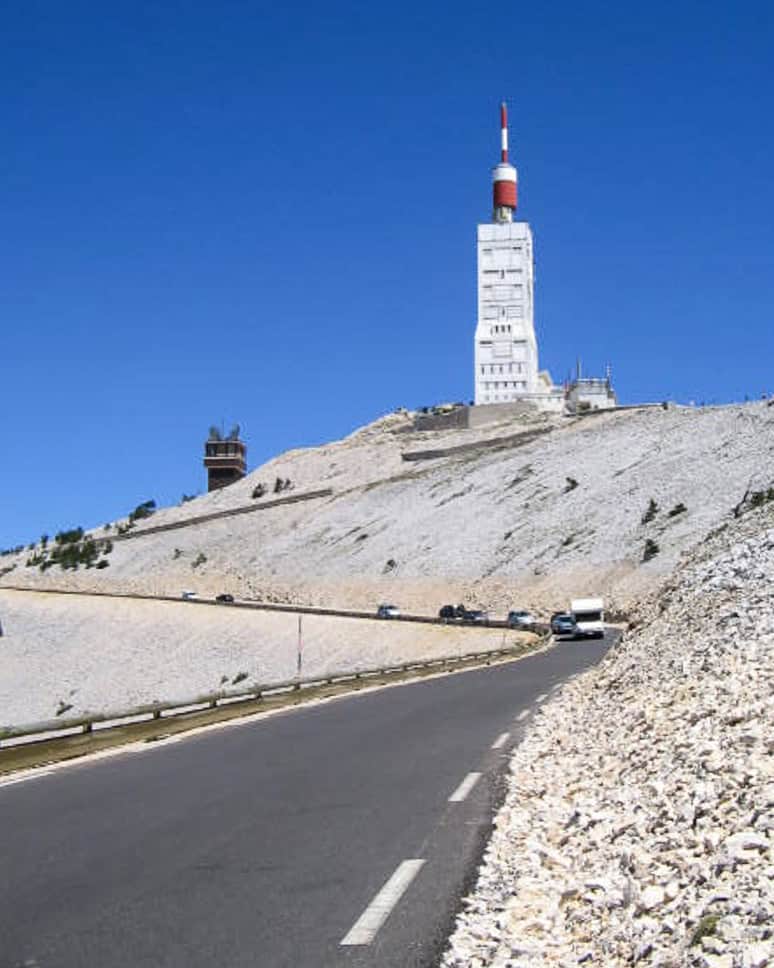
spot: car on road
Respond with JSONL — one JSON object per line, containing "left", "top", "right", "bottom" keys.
{"left": 215, "top": 593, "right": 235, "bottom": 604}
{"left": 550, "top": 611, "right": 577, "bottom": 636}
{"left": 438, "top": 604, "right": 458, "bottom": 621}
{"left": 377, "top": 604, "right": 401, "bottom": 619}
{"left": 461, "top": 609, "right": 489, "bottom": 625}
{"left": 507, "top": 609, "right": 536, "bottom": 630}
{"left": 180, "top": 591, "right": 197, "bottom": 600}
{"left": 570, "top": 597, "right": 605, "bottom": 639}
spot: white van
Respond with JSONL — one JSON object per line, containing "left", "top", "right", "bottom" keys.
{"left": 570, "top": 598, "right": 605, "bottom": 639}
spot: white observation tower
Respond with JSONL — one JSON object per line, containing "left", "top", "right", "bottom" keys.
{"left": 474, "top": 103, "right": 540, "bottom": 405}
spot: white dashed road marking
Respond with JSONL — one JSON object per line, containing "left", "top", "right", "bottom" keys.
{"left": 491, "top": 732, "right": 509, "bottom": 750}
{"left": 516, "top": 709, "right": 530, "bottom": 722}
{"left": 340, "top": 859, "right": 426, "bottom": 946}
{"left": 448, "top": 772, "right": 482, "bottom": 803}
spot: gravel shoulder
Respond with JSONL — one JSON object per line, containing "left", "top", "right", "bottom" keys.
{"left": 442, "top": 502, "right": 774, "bottom": 968}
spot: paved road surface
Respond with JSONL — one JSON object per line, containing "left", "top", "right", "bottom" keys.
{"left": 0, "top": 633, "right": 614, "bottom": 968}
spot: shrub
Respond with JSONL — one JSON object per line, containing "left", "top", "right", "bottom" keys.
{"left": 192, "top": 552, "right": 207, "bottom": 569}
{"left": 128, "top": 500, "right": 156, "bottom": 523}
{"left": 643, "top": 538, "right": 660, "bottom": 562}
{"left": 232, "top": 672, "right": 248, "bottom": 685}
{"left": 55, "top": 527, "right": 84, "bottom": 545}
{"left": 96, "top": 560, "right": 109, "bottom": 569}
{"left": 252, "top": 483, "right": 266, "bottom": 499}
{"left": 690, "top": 915, "right": 720, "bottom": 947}
{"left": 56, "top": 701, "right": 73, "bottom": 717}
{"left": 173, "top": 548, "right": 182, "bottom": 560}
{"left": 564, "top": 477, "right": 578, "bottom": 493}
{"left": 181, "top": 494, "right": 196, "bottom": 504}
{"left": 749, "top": 486, "right": 774, "bottom": 508}
{"left": 641, "top": 499, "right": 659, "bottom": 524}
{"left": 668, "top": 502, "right": 687, "bottom": 518}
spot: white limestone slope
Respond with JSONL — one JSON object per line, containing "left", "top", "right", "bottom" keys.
{"left": 0, "top": 591, "right": 527, "bottom": 727}
{"left": 442, "top": 504, "right": 774, "bottom": 968}
{"left": 2, "top": 402, "right": 773, "bottom": 618}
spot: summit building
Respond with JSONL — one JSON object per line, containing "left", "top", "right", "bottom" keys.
{"left": 473, "top": 105, "right": 564, "bottom": 412}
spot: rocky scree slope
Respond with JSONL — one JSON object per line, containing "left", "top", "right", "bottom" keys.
{"left": 442, "top": 502, "right": 774, "bottom": 968}
{"left": 2, "top": 402, "right": 773, "bottom": 616}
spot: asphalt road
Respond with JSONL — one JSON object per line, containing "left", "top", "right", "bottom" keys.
{"left": 0, "top": 632, "right": 615, "bottom": 968}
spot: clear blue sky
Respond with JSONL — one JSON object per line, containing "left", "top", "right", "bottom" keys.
{"left": 3, "top": 1, "right": 773, "bottom": 548}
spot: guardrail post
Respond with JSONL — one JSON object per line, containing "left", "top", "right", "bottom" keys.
{"left": 153, "top": 710, "right": 162, "bottom": 720}
{"left": 82, "top": 722, "right": 93, "bottom": 734}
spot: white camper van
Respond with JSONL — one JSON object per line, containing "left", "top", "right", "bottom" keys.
{"left": 570, "top": 598, "right": 605, "bottom": 639}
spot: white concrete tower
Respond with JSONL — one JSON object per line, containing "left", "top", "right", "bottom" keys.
{"left": 474, "top": 103, "right": 539, "bottom": 405}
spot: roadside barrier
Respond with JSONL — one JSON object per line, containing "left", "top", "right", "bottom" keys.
{"left": 0, "top": 640, "right": 548, "bottom": 751}
{"left": 109, "top": 488, "right": 335, "bottom": 542}
{"left": 0, "top": 584, "right": 547, "bottom": 634}
{"left": 401, "top": 427, "right": 552, "bottom": 462}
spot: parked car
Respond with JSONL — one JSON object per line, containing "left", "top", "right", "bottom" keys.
{"left": 507, "top": 609, "right": 536, "bottom": 630}
{"left": 550, "top": 611, "right": 577, "bottom": 635}
{"left": 215, "top": 593, "right": 235, "bottom": 604}
{"left": 377, "top": 603, "right": 401, "bottom": 619}
{"left": 438, "top": 604, "right": 457, "bottom": 621}
{"left": 462, "top": 609, "right": 489, "bottom": 625}
{"left": 181, "top": 591, "right": 197, "bottom": 600}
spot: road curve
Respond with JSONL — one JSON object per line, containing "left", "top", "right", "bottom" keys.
{"left": 0, "top": 633, "right": 615, "bottom": 968}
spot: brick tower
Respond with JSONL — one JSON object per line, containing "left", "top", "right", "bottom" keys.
{"left": 203, "top": 425, "right": 247, "bottom": 491}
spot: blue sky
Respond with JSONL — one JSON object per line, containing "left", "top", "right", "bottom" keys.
{"left": 3, "top": 1, "right": 773, "bottom": 547}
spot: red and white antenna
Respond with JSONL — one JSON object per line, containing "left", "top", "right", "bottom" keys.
{"left": 492, "top": 101, "right": 517, "bottom": 221}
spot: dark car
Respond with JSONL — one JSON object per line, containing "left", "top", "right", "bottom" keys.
{"left": 438, "top": 604, "right": 458, "bottom": 621}
{"left": 550, "top": 611, "right": 576, "bottom": 635}
{"left": 215, "top": 593, "right": 235, "bottom": 604}
{"left": 377, "top": 604, "right": 400, "bottom": 619}
{"left": 461, "top": 609, "right": 489, "bottom": 625}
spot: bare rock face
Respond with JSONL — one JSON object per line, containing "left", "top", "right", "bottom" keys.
{"left": 442, "top": 506, "right": 774, "bottom": 967}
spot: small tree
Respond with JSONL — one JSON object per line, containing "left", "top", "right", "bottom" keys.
{"left": 643, "top": 538, "right": 660, "bottom": 562}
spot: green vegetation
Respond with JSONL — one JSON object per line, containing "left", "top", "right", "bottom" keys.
{"left": 24, "top": 524, "right": 114, "bottom": 572}
{"left": 128, "top": 499, "right": 156, "bottom": 523}
{"left": 564, "top": 476, "right": 579, "bottom": 492}
{"left": 643, "top": 538, "right": 660, "bottom": 562}
{"left": 192, "top": 552, "right": 207, "bottom": 569}
{"left": 668, "top": 502, "right": 687, "bottom": 518}
{"left": 232, "top": 672, "right": 248, "bottom": 685}
{"left": 55, "top": 527, "right": 84, "bottom": 545}
{"left": 641, "top": 499, "right": 659, "bottom": 524}
{"left": 252, "top": 483, "right": 267, "bottom": 499}
{"left": 749, "top": 486, "right": 774, "bottom": 507}
{"left": 173, "top": 548, "right": 183, "bottom": 560}
{"left": 690, "top": 914, "right": 720, "bottom": 947}
{"left": 181, "top": 493, "right": 196, "bottom": 504}
{"left": 1, "top": 545, "right": 24, "bottom": 556}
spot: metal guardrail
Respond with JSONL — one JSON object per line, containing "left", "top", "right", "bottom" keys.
{"left": 0, "top": 584, "right": 547, "bottom": 634}
{"left": 0, "top": 641, "right": 546, "bottom": 750}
